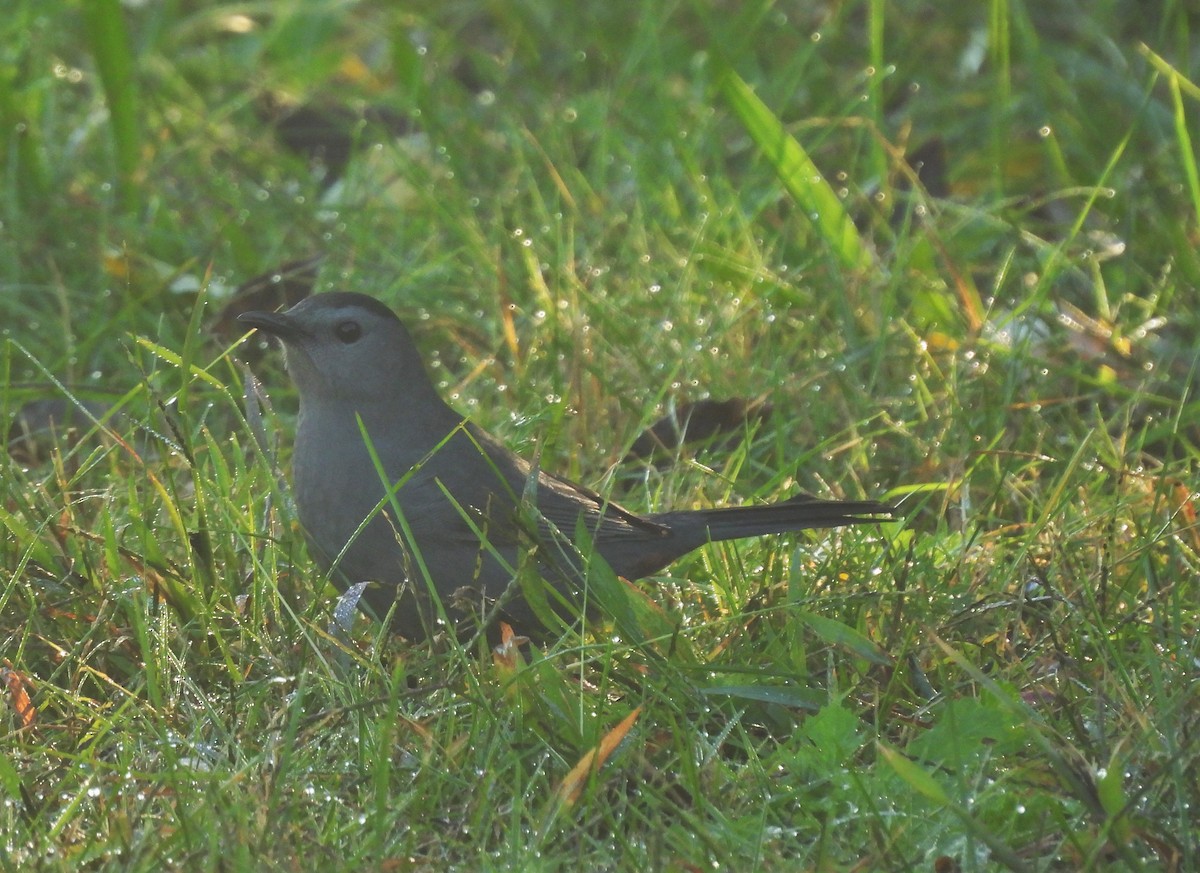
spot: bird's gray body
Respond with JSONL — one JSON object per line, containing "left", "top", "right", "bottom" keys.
{"left": 241, "top": 292, "right": 891, "bottom": 640}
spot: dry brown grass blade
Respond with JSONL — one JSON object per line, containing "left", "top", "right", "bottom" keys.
{"left": 555, "top": 706, "right": 642, "bottom": 806}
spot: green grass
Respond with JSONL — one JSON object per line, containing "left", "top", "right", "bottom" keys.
{"left": 3, "top": 1, "right": 1199, "bottom": 869}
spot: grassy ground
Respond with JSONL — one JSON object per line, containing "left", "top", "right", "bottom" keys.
{"left": 2, "top": 1, "right": 1198, "bottom": 870}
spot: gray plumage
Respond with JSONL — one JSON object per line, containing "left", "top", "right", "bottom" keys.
{"left": 240, "top": 292, "right": 891, "bottom": 640}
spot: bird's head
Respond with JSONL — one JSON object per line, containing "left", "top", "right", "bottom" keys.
{"left": 239, "top": 292, "right": 431, "bottom": 408}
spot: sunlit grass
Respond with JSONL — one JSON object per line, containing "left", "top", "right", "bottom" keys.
{"left": 2, "top": 1, "right": 1198, "bottom": 870}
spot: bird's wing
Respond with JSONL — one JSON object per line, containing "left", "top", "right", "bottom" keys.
{"left": 533, "top": 468, "right": 672, "bottom": 543}
{"left": 456, "top": 423, "right": 671, "bottom": 549}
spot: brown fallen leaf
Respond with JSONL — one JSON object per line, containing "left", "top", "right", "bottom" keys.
{"left": 7, "top": 397, "right": 113, "bottom": 465}
{"left": 212, "top": 255, "right": 325, "bottom": 344}
{"left": 259, "top": 95, "right": 414, "bottom": 184}
{"left": 624, "top": 396, "right": 772, "bottom": 462}
{"left": 556, "top": 706, "right": 642, "bottom": 806}
{"left": 2, "top": 662, "right": 36, "bottom": 729}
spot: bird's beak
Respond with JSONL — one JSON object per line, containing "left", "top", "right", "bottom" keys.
{"left": 237, "top": 310, "right": 311, "bottom": 342}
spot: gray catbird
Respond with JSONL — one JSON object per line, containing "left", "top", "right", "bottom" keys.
{"left": 240, "top": 292, "right": 892, "bottom": 640}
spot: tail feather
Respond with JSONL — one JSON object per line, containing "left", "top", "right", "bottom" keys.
{"left": 606, "top": 493, "right": 893, "bottom": 580}
{"left": 687, "top": 493, "right": 893, "bottom": 542}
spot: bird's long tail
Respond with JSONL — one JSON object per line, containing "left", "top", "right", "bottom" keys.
{"left": 691, "top": 493, "right": 893, "bottom": 541}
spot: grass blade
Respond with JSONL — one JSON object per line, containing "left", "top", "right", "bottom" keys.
{"left": 82, "top": 0, "right": 140, "bottom": 206}
{"left": 713, "top": 61, "right": 873, "bottom": 273}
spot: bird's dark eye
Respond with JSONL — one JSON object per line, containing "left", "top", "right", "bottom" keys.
{"left": 334, "top": 321, "right": 362, "bottom": 343}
